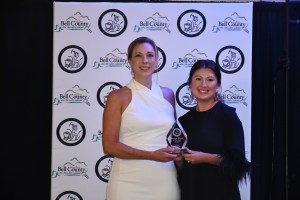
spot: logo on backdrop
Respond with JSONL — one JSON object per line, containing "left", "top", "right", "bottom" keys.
{"left": 58, "top": 45, "right": 87, "bottom": 73}
{"left": 55, "top": 191, "right": 83, "bottom": 200}
{"left": 177, "top": 9, "right": 206, "bottom": 37}
{"left": 176, "top": 82, "right": 197, "bottom": 110}
{"left": 97, "top": 82, "right": 123, "bottom": 108}
{"left": 53, "top": 85, "right": 90, "bottom": 106}
{"left": 220, "top": 85, "right": 248, "bottom": 106}
{"left": 176, "top": 83, "right": 248, "bottom": 109}
{"left": 212, "top": 12, "right": 249, "bottom": 33}
{"left": 54, "top": 11, "right": 92, "bottom": 33}
{"left": 56, "top": 118, "right": 86, "bottom": 146}
{"left": 98, "top": 9, "right": 127, "bottom": 37}
{"left": 216, "top": 45, "right": 244, "bottom": 74}
{"left": 91, "top": 130, "right": 103, "bottom": 142}
{"left": 155, "top": 47, "right": 166, "bottom": 73}
{"left": 92, "top": 47, "right": 166, "bottom": 73}
{"left": 92, "top": 48, "right": 129, "bottom": 69}
{"left": 172, "top": 48, "right": 208, "bottom": 69}
{"left": 95, "top": 155, "right": 114, "bottom": 182}
{"left": 51, "top": 157, "right": 89, "bottom": 179}
{"left": 133, "top": 12, "right": 171, "bottom": 33}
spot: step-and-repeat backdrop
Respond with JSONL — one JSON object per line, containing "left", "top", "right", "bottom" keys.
{"left": 52, "top": 2, "right": 253, "bottom": 200}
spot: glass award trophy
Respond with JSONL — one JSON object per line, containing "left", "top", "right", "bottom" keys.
{"left": 166, "top": 120, "right": 188, "bottom": 154}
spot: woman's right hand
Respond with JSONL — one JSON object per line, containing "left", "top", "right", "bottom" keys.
{"left": 151, "top": 147, "right": 180, "bottom": 162}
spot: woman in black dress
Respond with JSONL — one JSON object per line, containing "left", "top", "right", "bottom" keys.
{"left": 177, "top": 59, "right": 251, "bottom": 200}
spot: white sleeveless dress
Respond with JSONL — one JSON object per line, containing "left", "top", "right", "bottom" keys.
{"left": 106, "top": 79, "right": 180, "bottom": 200}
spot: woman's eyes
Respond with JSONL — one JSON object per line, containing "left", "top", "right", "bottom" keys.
{"left": 134, "top": 54, "right": 154, "bottom": 58}
{"left": 147, "top": 54, "right": 154, "bottom": 57}
{"left": 195, "top": 77, "right": 215, "bottom": 82}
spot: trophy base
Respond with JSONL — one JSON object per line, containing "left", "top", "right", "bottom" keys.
{"left": 169, "top": 149, "right": 189, "bottom": 154}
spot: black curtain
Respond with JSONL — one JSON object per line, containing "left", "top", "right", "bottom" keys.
{"left": 3, "top": 1, "right": 53, "bottom": 199}
{"left": 287, "top": 1, "right": 300, "bottom": 199}
{"left": 3, "top": 1, "right": 300, "bottom": 200}
{"left": 252, "top": 2, "right": 286, "bottom": 200}
{"left": 252, "top": 2, "right": 300, "bottom": 200}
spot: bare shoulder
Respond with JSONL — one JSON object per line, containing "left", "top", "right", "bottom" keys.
{"left": 108, "top": 86, "right": 130, "bottom": 98}
{"left": 106, "top": 86, "right": 131, "bottom": 112}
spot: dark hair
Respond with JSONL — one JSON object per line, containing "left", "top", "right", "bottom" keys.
{"left": 187, "top": 59, "right": 222, "bottom": 86}
{"left": 127, "top": 36, "right": 158, "bottom": 60}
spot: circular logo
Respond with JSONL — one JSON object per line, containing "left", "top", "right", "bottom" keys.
{"left": 95, "top": 155, "right": 114, "bottom": 182}
{"left": 176, "top": 82, "right": 197, "bottom": 110}
{"left": 154, "top": 47, "right": 167, "bottom": 73}
{"left": 98, "top": 9, "right": 127, "bottom": 37}
{"left": 177, "top": 9, "right": 206, "bottom": 37}
{"left": 56, "top": 118, "right": 86, "bottom": 146}
{"left": 216, "top": 45, "right": 245, "bottom": 74}
{"left": 56, "top": 191, "right": 83, "bottom": 200}
{"left": 58, "top": 45, "right": 87, "bottom": 73}
{"left": 173, "top": 128, "right": 182, "bottom": 137}
{"left": 97, "top": 82, "right": 123, "bottom": 108}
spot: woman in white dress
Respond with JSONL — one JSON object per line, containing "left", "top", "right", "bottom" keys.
{"left": 102, "top": 36, "right": 180, "bottom": 200}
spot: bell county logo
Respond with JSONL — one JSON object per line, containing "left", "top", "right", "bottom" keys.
{"left": 54, "top": 11, "right": 92, "bottom": 33}
{"left": 212, "top": 12, "right": 249, "bottom": 33}
{"left": 133, "top": 12, "right": 171, "bottom": 33}
{"left": 51, "top": 157, "right": 89, "bottom": 179}
{"left": 220, "top": 85, "right": 248, "bottom": 106}
{"left": 93, "top": 47, "right": 166, "bottom": 73}
{"left": 92, "top": 48, "right": 129, "bottom": 69}
{"left": 172, "top": 49, "right": 208, "bottom": 69}
{"left": 53, "top": 85, "right": 90, "bottom": 106}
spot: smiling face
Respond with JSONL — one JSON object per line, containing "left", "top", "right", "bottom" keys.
{"left": 128, "top": 42, "right": 157, "bottom": 81}
{"left": 190, "top": 67, "right": 219, "bottom": 103}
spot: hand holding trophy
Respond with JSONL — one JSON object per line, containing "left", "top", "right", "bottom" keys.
{"left": 166, "top": 120, "right": 188, "bottom": 154}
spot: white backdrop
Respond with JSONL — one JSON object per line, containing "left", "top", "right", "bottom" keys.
{"left": 52, "top": 2, "right": 253, "bottom": 200}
